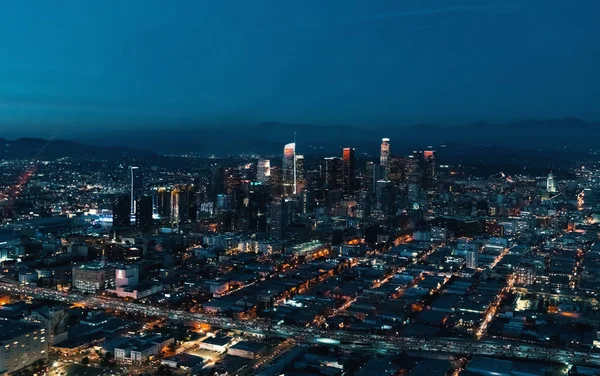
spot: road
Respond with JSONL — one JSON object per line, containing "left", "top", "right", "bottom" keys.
{"left": 2, "top": 283, "right": 599, "bottom": 367}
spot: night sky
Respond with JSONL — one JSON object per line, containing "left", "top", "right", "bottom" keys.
{"left": 1, "top": 0, "right": 599, "bottom": 138}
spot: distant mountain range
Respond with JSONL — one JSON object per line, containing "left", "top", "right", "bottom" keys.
{"left": 0, "top": 137, "right": 155, "bottom": 159}
{"left": 3, "top": 117, "right": 597, "bottom": 160}
{"left": 72, "top": 117, "right": 599, "bottom": 156}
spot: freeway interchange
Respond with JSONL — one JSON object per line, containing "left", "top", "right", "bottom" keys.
{"left": 2, "top": 283, "right": 599, "bottom": 367}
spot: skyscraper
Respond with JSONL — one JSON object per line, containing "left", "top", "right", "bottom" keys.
{"left": 547, "top": 172, "right": 557, "bottom": 193}
{"left": 282, "top": 142, "right": 296, "bottom": 195}
{"left": 129, "top": 166, "right": 144, "bottom": 214}
{"left": 342, "top": 147, "right": 356, "bottom": 194}
{"left": 380, "top": 138, "right": 390, "bottom": 179}
{"left": 257, "top": 159, "right": 271, "bottom": 184}
{"left": 423, "top": 150, "right": 436, "bottom": 189}
{"left": 323, "top": 157, "right": 343, "bottom": 190}
{"left": 156, "top": 188, "right": 171, "bottom": 219}
{"left": 295, "top": 155, "right": 305, "bottom": 193}
{"left": 365, "top": 161, "right": 374, "bottom": 194}
{"left": 136, "top": 195, "right": 153, "bottom": 229}
{"left": 247, "top": 181, "right": 270, "bottom": 232}
{"left": 113, "top": 195, "right": 131, "bottom": 227}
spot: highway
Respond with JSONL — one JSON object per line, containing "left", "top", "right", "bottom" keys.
{"left": 3, "top": 283, "right": 599, "bottom": 367}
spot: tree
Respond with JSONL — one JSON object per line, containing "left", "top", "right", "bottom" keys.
{"left": 81, "top": 356, "right": 90, "bottom": 365}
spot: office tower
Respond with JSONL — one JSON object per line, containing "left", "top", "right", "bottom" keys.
{"left": 247, "top": 181, "right": 270, "bottom": 232}
{"left": 300, "top": 189, "right": 314, "bottom": 214}
{"left": 156, "top": 188, "right": 171, "bottom": 219}
{"left": 465, "top": 249, "right": 479, "bottom": 268}
{"left": 365, "top": 161, "right": 374, "bottom": 194}
{"left": 257, "top": 159, "right": 271, "bottom": 183}
{"left": 547, "top": 172, "right": 557, "bottom": 193}
{"left": 209, "top": 165, "right": 225, "bottom": 202}
{"left": 388, "top": 156, "right": 404, "bottom": 189}
{"left": 380, "top": 138, "right": 390, "bottom": 179}
{"left": 423, "top": 150, "right": 436, "bottom": 189}
{"left": 170, "top": 188, "right": 182, "bottom": 224}
{"left": 129, "top": 166, "right": 143, "bottom": 214}
{"left": 372, "top": 164, "right": 381, "bottom": 194}
{"left": 269, "top": 198, "right": 294, "bottom": 240}
{"left": 376, "top": 180, "right": 395, "bottom": 215}
{"left": 0, "top": 321, "right": 48, "bottom": 374}
{"left": 113, "top": 194, "right": 131, "bottom": 227}
{"left": 342, "top": 147, "right": 356, "bottom": 194}
{"left": 170, "top": 185, "right": 196, "bottom": 224}
{"left": 295, "top": 154, "right": 305, "bottom": 193}
{"left": 405, "top": 154, "right": 420, "bottom": 185}
{"left": 186, "top": 185, "right": 198, "bottom": 222}
{"left": 136, "top": 195, "right": 153, "bottom": 229}
{"left": 323, "top": 157, "right": 343, "bottom": 190}
{"left": 282, "top": 142, "right": 296, "bottom": 195}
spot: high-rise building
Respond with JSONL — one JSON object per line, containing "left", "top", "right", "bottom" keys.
{"left": 375, "top": 180, "right": 396, "bottom": 215}
{"left": 547, "top": 172, "right": 557, "bottom": 193}
{"left": 129, "top": 166, "right": 144, "bottom": 214}
{"left": 170, "top": 185, "right": 196, "bottom": 224}
{"left": 269, "top": 198, "right": 294, "bottom": 240}
{"left": 113, "top": 194, "right": 131, "bottom": 227}
{"left": 282, "top": 142, "right": 296, "bottom": 195}
{"left": 209, "top": 165, "right": 225, "bottom": 202}
{"left": 257, "top": 159, "right": 271, "bottom": 184}
{"left": 388, "top": 156, "right": 405, "bottom": 189}
{"left": 295, "top": 154, "right": 305, "bottom": 193}
{"left": 247, "top": 181, "right": 270, "bottom": 232}
{"left": 423, "top": 150, "right": 436, "bottom": 189}
{"left": 324, "top": 157, "right": 343, "bottom": 190}
{"left": 364, "top": 161, "right": 375, "bottom": 194}
{"left": 136, "top": 195, "right": 153, "bottom": 229}
{"left": 380, "top": 138, "right": 390, "bottom": 179}
{"left": 342, "top": 147, "right": 356, "bottom": 194}
{"left": 156, "top": 188, "right": 171, "bottom": 219}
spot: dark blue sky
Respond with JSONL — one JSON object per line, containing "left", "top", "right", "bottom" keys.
{"left": 1, "top": 0, "right": 599, "bottom": 138}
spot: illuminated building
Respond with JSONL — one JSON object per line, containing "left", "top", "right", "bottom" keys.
{"left": 324, "top": 157, "right": 343, "bottom": 190}
{"left": 295, "top": 154, "right": 305, "bottom": 193}
{"left": 256, "top": 159, "right": 271, "bottom": 183}
{"left": 0, "top": 321, "right": 48, "bottom": 374}
{"left": 115, "top": 265, "right": 139, "bottom": 287}
{"left": 269, "top": 198, "right": 294, "bottom": 240}
{"left": 113, "top": 194, "right": 131, "bottom": 227}
{"left": 388, "top": 156, "right": 404, "bottom": 189}
{"left": 423, "top": 150, "right": 436, "bottom": 189}
{"left": 156, "top": 188, "right": 171, "bottom": 219}
{"left": 364, "top": 161, "right": 374, "bottom": 193}
{"left": 342, "top": 147, "right": 356, "bottom": 194}
{"left": 515, "top": 264, "right": 536, "bottom": 285}
{"left": 546, "top": 171, "right": 557, "bottom": 193}
{"left": 72, "top": 262, "right": 111, "bottom": 293}
{"left": 170, "top": 185, "right": 197, "bottom": 224}
{"left": 465, "top": 249, "right": 478, "bottom": 268}
{"left": 129, "top": 166, "right": 144, "bottom": 214}
{"left": 282, "top": 142, "right": 296, "bottom": 195}
{"left": 247, "top": 181, "right": 270, "bottom": 232}
{"left": 380, "top": 138, "right": 390, "bottom": 179}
